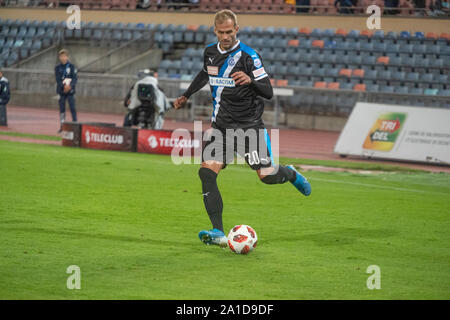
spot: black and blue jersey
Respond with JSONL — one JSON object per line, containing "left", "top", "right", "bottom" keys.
{"left": 183, "top": 40, "right": 273, "bottom": 129}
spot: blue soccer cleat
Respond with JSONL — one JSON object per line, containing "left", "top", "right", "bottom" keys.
{"left": 287, "top": 165, "right": 311, "bottom": 196}
{"left": 198, "top": 229, "right": 228, "bottom": 248}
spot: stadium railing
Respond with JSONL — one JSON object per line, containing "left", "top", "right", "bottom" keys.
{"left": 3, "top": 68, "right": 449, "bottom": 128}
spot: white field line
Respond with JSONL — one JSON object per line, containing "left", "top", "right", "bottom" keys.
{"left": 311, "top": 177, "right": 449, "bottom": 196}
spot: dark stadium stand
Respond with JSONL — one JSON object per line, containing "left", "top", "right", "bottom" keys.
{"left": 0, "top": 17, "right": 449, "bottom": 112}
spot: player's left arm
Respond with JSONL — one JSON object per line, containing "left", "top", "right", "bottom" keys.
{"left": 231, "top": 54, "right": 273, "bottom": 100}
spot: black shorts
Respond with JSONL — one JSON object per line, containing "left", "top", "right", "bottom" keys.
{"left": 202, "top": 123, "right": 274, "bottom": 170}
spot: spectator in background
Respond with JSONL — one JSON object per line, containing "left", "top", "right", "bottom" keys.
{"left": 399, "top": 0, "right": 416, "bottom": 14}
{"left": 296, "top": 0, "right": 311, "bottom": 13}
{"left": 358, "top": 0, "right": 384, "bottom": 14}
{"left": 0, "top": 69, "right": 10, "bottom": 127}
{"left": 426, "top": 0, "right": 446, "bottom": 15}
{"left": 335, "top": 0, "right": 355, "bottom": 13}
{"left": 384, "top": 0, "right": 400, "bottom": 14}
{"left": 54, "top": 49, "right": 78, "bottom": 133}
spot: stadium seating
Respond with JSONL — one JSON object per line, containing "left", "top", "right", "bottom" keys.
{"left": 1, "top": 17, "right": 449, "bottom": 111}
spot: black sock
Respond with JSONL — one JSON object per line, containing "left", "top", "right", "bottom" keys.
{"left": 261, "top": 165, "right": 296, "bottom": 184}
{"left": 198, "top": 167, "right": 224, "bottom": 232}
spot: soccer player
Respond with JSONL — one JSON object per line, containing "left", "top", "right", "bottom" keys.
{"left": 174, "top": 10, "right": 311, "bottom": 247}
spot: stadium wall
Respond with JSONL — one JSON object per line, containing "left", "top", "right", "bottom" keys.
{"left": 1, "top": 8, "right": 449, "bottom": 34}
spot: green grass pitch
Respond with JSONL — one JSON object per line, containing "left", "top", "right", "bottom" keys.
{"left": 0, "top": 140, "right": 449, "bottom": 299}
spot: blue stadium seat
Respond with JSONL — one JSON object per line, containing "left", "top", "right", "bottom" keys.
{"left": 324, "top": 67, "right": 339, "bottom": 77}
{"left": 424, "top": 88, "right": 438, "bottom": 95}
{"left": 408, "top": 87, "right": 423, "bottom": 94}
{"left": 339, "top": 82, "right": 353, "bottom": 90}
{"left": 441, "top": 46, "right": 450, "bottom": 55}
{"left": 0, "top": 26, "right": 9, "bottom": 37}
{"left": 373, "top": 30, "right": 384, "bottom": 39}
{"left": 246, "top": 26, "right": 260, "bottom": 36}
{"left": 266, "top": 26, "right": 276, "bottom": 36}
{"left": 17, "top": 26, "right": 27, "bottom": 39}
{"left": 392, "top": 71, "right": 406, "bottom": 81}
{"left": 386, "top": 31, "right": 397, "bottom": 39}
{"left": 288, "top": 27, "right": 298, "bottom": 37}
{"left": 360, "top": 42, "right": 373, "bottom": 51}
{"left": 385, "top": 43, "right": 399, "bottom": 53}
{"left": 30, "top": 40, "right": 42, "bottom": 55}
{"left": 20, "top": 39, "right": 32, "bottom": 58}
{"left": 389, "top": 56, "right": 401, "bottom": 65}
{"left": 380, "top": 85, "right": 395, "bottom": 93}
{"left": 92, "top": 28, "right": 103, "bottom": 41}
{"left": 415, "top": 44, "right": 427, "bottom": 54}
{"left": 373, "top": 42, "right": 386, "bottom": 52}
{"left": 400, "top": 31, "right": 411, "bottom": 38}
{"left": 13, "top": 39, "right": 24, "bottom": 48}
{"left": 323, "top": 51, "right": 337, "bottom": 64}
{"left": 335, "top": 41, "right": 347, "bottom": 50}
{"left": 439, "top": 89, "right": 450, "bottom": 96}
{"left": 112, "top": 29, "right": 123, "bottom": 42}
{"left": 240, "top": 26, "right": 252, "bottom": 36}
{"left": 406, "top": 72, "right": 419, "bottom": 82}
{"left": 347, "top": 30, "right": 359, "bottom": 38}
{"left": 362, "top": 55, "right": 376, "bottom": 65}
{"left": 324, "top": 40, "right": 336, "bottom": 49}
{"left": 429, "top": 59, "right": 443, "bottom": 68}
{"left": 394, "top": 86, "right": 408, "bottom": 94}
{"left": 414, "top": 32, "right": 425, "bottom": 39}
{"left": 8, "top": 27, "right": 18, "bottom": 38}
{"left": 122, "top": 29, "right": 132, "bottom": 41}
{"left": 364, "top": 69, "right": 377, "bottom": 80}
{"left": 4, "top": 38, "right": 14, "bottom": 49}
{"left": 399, "top": 44, "right": 413, "bottom": 53}
{"left": 311, "top": 28, "right": 322, "bottom": 38}
{"left": 401, "top": 56, "right": 415, "bottom": 66}
{"left": 366, "top": 84, "right": 379, "bottom": 92}
{"left": 7, "top": 51, "right": 19, "bottom": 66}
{"left": 420, "top": 73, "right": 434, "bottom": 83}
{"left": 436, "top": 74, "right": 448, "bottom": 83}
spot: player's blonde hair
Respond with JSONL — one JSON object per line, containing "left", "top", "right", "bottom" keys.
{"left": 214, "top": 9, "right": 238, "bottom": 27}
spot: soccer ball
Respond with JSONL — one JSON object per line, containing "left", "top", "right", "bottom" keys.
{"left": 227, "top": 225, "right": 258, "bottom": 254}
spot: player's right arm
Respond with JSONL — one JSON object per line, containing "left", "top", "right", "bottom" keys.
{"left": 174, "top": 69, "right": 209, "bottom": 109}
{"left": 174, "top": 48, "right": 211, "bottom": 110}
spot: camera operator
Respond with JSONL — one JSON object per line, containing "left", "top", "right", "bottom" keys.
{"left": 0, "top": 69, "right": 10, "bottom": 126}
{"left": 123, "top": 69, "right": 171, "bottom": 129}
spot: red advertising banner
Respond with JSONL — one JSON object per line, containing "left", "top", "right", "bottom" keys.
{"left": 137, "top": 129, "right": 201, "bottom": 155}
{"left": 81, "top": 125, "right": 136, "bottom": 152}
{"left": 61, "top": 122, "right": 81, "bottom": 147}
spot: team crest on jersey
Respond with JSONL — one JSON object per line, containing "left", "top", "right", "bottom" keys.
{"left": 254, "top": 58, "right": 262, "bottom": 68}
{"left": 66, "top": 67, "right": 71, "bottom": 74}
{"left": 228, "top": 57, "right": 236, "bottom": 66}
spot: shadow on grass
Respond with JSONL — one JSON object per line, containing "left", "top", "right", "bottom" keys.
{"left": 0, "top": 225, "right": 200, "bottom": 250}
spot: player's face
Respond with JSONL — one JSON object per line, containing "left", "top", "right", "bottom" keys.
{"left": 215, "top": 19, "right": 239, "bottom": 51}
{"left": 59, "top": 54, "right": 68, "bottom": 64}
